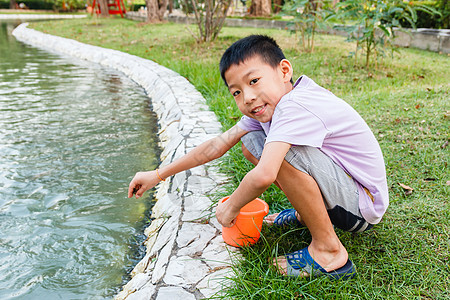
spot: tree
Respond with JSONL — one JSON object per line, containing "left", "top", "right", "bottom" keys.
{"left": 145, "top": 0, "right": 168, "bottom": 22}
{"left": 98, "top": 0, "right": 110, "bottom": 17}
{"left": 183, "top": 0, "right": 233, "bottom": 42}
{"left": 10, "top": 0, "right": 17, "bottom": 9}
{"left": 282, "top": 0, "right": 331, "bottom": 52}
{"left": 249, "top": 0, "right": 272, "bottom": 16}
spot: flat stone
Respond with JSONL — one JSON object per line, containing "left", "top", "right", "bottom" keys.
{"left": 196, "top": 267, "right": 233, "bottom": 299}
{"left": 202, "top": 235, "right": 232, "bottom": 269}
{"left": 185, "top": 176, "right": 217, "bottom": 195}
{"left": 125, "top": 283, "right": 156, "bottom": 300}
{"left": 144, "top": 218, "right": 166, "bottom": 238}
{"left": 170, "top": 171, "right": 186, "bottom": 194}
{"left": 184, "top": 195, "right": 213, "bottom": 212}
{"left": 149, "top": 212, "right": 179, "bottom": 256}
{"left": 190, "top": 165, "right": 206, "bottom": 177}
{"left": 160, "top": 133, "right": 184, "bottom": 161}
{"left": 176, "top": 223, "right": 217, "bottom": 256}
{"left": 181, "top": 209, "right": 212, "bottom": 222}
{"left": 158, "top": 121, "right": 180, "bottom": 144}
{"left": 131, "top": 251, "right": 153, "bottom": 278}
{"left": 117, "top": 272, "right": 151, "bottom": 300}
{"left": 151, "top": 193, "right": 182, "bottom": 219}
{"left": 208, "top": 217, "right": 223, "bottom": 232}
{"left": 163, "top": 256, "right": 210, "bottom": 286}
{"left": 154, "top": 180, "right": 171, "bottom": 199}
{"left": 151, "top": 234, "right": 176, "bottom": 284}
{"left": 156, "top": 286, "right": 195, "bottom": 300}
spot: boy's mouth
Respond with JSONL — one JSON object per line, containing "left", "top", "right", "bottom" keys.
{"left": 252, "top": 104, "right": 266, "bottom": 116}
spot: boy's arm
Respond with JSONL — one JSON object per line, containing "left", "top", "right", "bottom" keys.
{"left": 216, "top": 141, "right": 291, "bottom": 227}
{"left": 128, "top": 125, "right": 248, "bottom": 198}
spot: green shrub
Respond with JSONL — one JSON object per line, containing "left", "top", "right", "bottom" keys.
{"left": 399, "top": 0, "right": 448, "bottom": 29}
{"left": 0, "top": 0, "right": 9, "bottom": 9}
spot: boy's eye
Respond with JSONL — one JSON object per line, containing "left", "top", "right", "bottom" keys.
{"left": 232, "top": 90, "right": 241, "bottom": 97}
{"left": 250, "top": 78, "right": 259, "bottom": 85}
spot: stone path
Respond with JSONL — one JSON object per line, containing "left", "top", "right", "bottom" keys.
{"left": 13, "top": 22, "right": 237, "bottom": 299}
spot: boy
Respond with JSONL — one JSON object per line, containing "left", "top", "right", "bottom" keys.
{"left": 128, "top": 35, "right": 389, "bottom": 279}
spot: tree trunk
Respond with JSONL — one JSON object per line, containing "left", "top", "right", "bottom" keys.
{"left": 158, "top": 0, "right": 168, "bottom": 19}
{"left": 10, "top": 0, "right": 17, "bottom": 9}
{"left": 146, "top": 0, "right": 168, "bottom": 22}
{"left": 98, "top": 0, "right": 110, "bottom": 17}
{"left": 250, "top": 0, "right": 271, "bottom": 16}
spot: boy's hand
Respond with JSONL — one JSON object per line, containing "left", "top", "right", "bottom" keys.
{"left": 128, "top": 171, "right": 161, "bottom": 198}
{"left": 215, "top": 198, "right": 240, "bottom": 228}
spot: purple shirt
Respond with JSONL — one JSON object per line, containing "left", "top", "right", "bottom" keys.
{"left": 237, "top": 75, "right": 388, "bottom": 224}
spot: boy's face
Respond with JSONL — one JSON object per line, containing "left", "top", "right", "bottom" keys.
{"left": 224, "top": 55, "right": 293, "bottom": 123}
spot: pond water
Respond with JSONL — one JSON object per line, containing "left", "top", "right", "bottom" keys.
{"left": 0, "top": 20, "right": 159, "bottom": 299}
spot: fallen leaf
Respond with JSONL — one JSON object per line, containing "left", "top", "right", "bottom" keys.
{"left": 398, "top": 183, "right": 414, "bottom": 195}
{"left": 423, "top": 178, "right": 436, "bottom": 182}
{"left": 415, "top": 104, "right": 421, "bottom": 109}
{"left": 386, "top": 73, "right": 393, "bottom": 78}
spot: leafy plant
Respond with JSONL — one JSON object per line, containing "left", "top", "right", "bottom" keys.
{"left": 282, "top": 0, "right": 332, "bottom": 52}
{"left": 336, "top": 0, "right": 439, "bottom": 69}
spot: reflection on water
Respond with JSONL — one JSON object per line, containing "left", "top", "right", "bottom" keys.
{"left": 0, "top": 21, "right": 159, "bottom": 299}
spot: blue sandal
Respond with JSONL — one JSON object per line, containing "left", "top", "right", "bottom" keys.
{"left": 273, "top": 209, "right": 302, "bottom": 227}
{"left": 284, "top": 247, "right": 356, "bottom": 279}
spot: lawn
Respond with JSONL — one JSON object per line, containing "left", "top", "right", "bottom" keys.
{"left": 29, "top": 17, "right": 449, "bottom": 299}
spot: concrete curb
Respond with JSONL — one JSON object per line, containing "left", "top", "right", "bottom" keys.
{"left": 12, "top": 22, "right": 236, "bottom": 300}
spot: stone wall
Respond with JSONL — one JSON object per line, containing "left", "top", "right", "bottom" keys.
{"left": 12, "top": 22, "right": 236, "bottom": 300}
{"left": 127, "top": 12, "right": 450, "bottom": 54}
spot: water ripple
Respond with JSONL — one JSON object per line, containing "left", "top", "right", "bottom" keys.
{"left": 0, "top": 21, "right": 159, "bottom": 299}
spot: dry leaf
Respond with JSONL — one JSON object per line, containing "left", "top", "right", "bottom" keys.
{"left": 398, "top": 183, "right": 414, "bottom": 195}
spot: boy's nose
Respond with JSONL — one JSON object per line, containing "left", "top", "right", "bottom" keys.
{"left": 243, "top": 89, "right": 256, "bottom": 104}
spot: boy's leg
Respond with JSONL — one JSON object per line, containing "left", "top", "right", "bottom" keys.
{"left": 243, "top": 140, "right": 347, "bottom": 273}
{"left": 240, "top": 131, "right": 371, "bottom": 274}
{"left": 274, "top": 159, "right": 348, "bottom": 274}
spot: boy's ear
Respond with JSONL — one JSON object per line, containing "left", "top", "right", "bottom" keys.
{"left": 279, "top": 59, "right": 293, "bottom": 83}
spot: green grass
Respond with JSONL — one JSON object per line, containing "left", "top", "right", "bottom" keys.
{"left": 29, "top": 17, "right": 449, "bottom": 299}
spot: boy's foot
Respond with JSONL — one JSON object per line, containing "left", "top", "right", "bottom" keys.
{"left": 272, "top": 244, "right": 353, "bottom": 279}
{"left": 264, "top": 209, "right": 303, "bottom": 226}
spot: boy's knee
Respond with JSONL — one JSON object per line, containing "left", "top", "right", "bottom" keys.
{"left": 241, "top": 143, "right": 259, "bottom": 165}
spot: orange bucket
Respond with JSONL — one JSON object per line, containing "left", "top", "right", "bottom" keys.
{"left": 220, "top": 196, "right": 269, "bottom": 247}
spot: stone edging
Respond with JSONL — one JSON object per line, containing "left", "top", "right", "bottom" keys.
{"left": 127, "top": 12, "right": 450, "bottom": 54}
{"left": 12, "top": 23, "right": 236, "bottom": 300}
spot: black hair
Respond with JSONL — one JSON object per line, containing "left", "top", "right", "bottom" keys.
{"left": 219, "top": 35, "right": 287, "bottom": 86}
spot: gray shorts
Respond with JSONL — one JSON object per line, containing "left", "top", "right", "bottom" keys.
{"left": 241, "top": 131, "right": 372, "bottom": 233}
